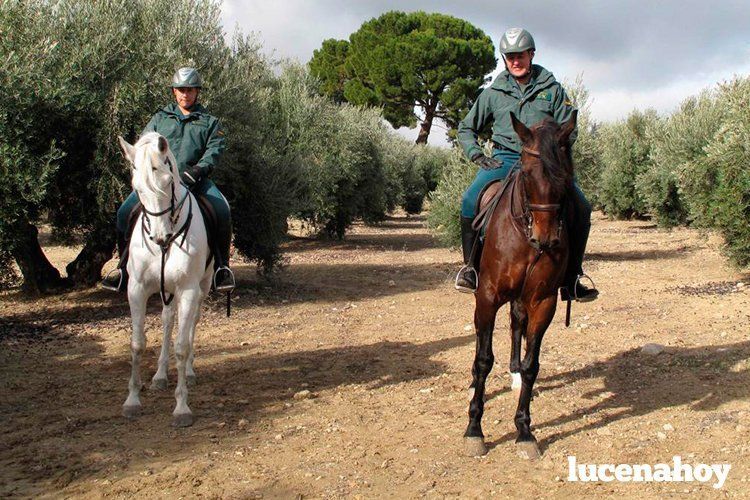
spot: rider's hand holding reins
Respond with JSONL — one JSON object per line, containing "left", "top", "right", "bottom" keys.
{"left": 472, "top": 153, "right": 502, "bottom": 170}
{"left": 180, "top": 165, "right": 203, "bottom": 187}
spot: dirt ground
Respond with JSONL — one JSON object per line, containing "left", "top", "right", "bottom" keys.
{"left": 1, "top": 211, "right": 749, "bottom": 499}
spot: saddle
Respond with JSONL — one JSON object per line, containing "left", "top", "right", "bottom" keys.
{"left": 472, "top": 168, "right": 520, "bottom": 237}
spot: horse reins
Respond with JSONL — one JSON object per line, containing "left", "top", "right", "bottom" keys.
{"left": 137, "top": 157, "right": 194, "bottom": 306}
{"left": 471, "top": 146, "right": 569, "bottom": 311}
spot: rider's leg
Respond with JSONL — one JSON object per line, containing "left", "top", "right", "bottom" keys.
{"left": 455, "top": 151, "right": 517, "bottom": 293}
{"left": 561, "top": 182, "right": 598, "bottom": 302}
{"left": 455, "top": 214, "right": 479, "bottom": 293}
{"left": 197, "top": 179, "right": 234, "bottom": 292}
{"left": 102, "top": 191, "right": 139, "bottom": 292}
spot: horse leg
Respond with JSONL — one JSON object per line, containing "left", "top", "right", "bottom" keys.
{"left": 514, "top": 295, "right": 556, "bottom": 460}
{"left": 151, "top": 303, "right": 174, "bottom": 390}
{"left": 185, "top": 303, "right": 201, "bottom": 387}
{"left": 123, "top": 284, "right": 147, "bottom": 418}
{"left": 509, "top": 299, "right": 527, "bottom": 392}
{"left": 172, "top": 285, "right": 202, "bottom": 427}
{"left": 186, "top": 269, "right": 211, "bottom": 388}
{"left": 464, "top": 293, "right": 502, "bottom": 456}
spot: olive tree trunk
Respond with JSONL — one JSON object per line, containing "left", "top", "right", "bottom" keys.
{"left": 66, "top": 219, "right": 116, "bottom": 287}
{"left": 11, "top": 222, "right": 67, "bottom": 294}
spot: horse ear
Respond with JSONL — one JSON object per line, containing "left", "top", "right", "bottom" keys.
{"left": 158, "top": 135, "right": 168, "bottom": 154}
{"left": 510, "top": 112, "right": 532, "bottom": 144}
{"left": 118, "top": 136, "right": 136, "bottom": 163}
{"left": 558, "top": 110, "right": 578, "bottom": 144}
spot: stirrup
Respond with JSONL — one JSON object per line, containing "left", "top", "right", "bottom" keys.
{"left": 571, "top": 273, "right": 598, "bottom": 302}
{"left": 454, "top": 265, "right": 478, "bottom": 294}
{"left": 100, "top": 268, "right": 124, "bottom": 292}
{"left": 213, "top": 266, "right": 235, "bottom": 293}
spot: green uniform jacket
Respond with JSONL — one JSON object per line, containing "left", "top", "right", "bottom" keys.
{"left": 458, "top": 64, "right": 576, "bottom": 160}
{"left": 142, "top": 103, "right": 226, "bottom": 177}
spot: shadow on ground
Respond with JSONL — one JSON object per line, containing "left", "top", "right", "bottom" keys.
{"left": 484, "top": 341, "right": 750, "bottom": 451}
{"left": 587, "top": 246, "right": 697, "bottom": 262}
{"left": 0, "top": 331, "right": 472, "bottom": 495}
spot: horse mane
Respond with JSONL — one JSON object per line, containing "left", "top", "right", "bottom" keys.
{"left": 132, "top": 132, "right": 178, "bottom": 196}
{"left": 532, "top": 118, "right": 574, "bottom": 198}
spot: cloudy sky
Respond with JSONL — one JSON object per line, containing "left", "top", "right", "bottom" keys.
{"left": 221, "top": 0, "right": 750, "bottom": 145}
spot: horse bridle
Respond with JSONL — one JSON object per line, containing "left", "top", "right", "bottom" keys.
{"left": 138, "top": 158, "right": 188, "bottom": 230}
{"left": 136, "top": 155, "right": 194, "bottom": 306}
{"left": 517, "top": 146, "right": 565, "bottom": 243}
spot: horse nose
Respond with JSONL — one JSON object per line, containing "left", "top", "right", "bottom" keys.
{"left": 550, "top": 237, "right": 561, "bottom": 248}
{"left": 529, "top": 236, "right": 540, "bottom": 249}
{"left": 152, "top": 234, "right": 172, "bottom": 247}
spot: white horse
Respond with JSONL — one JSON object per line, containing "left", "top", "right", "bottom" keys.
{"left": 118, "top": 132, "right": 212, "bottom": 427}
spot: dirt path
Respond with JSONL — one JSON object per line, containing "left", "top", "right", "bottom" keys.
{"left": 1, "top": 212, "right": 749, "bottom": 498}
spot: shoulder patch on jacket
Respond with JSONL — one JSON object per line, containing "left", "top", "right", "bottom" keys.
{"left": 536, "top": 90, "right": 552, "bottom": 101}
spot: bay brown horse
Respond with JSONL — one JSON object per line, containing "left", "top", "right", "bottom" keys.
{"left": 464, "top": 111, "right": 577, "bottom": 458}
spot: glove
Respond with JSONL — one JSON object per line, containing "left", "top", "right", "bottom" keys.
{"left": 180, "top": 165, "right": 203, "bottom": 187}
{"left": 472, "top": 154, "right": 502, "bottom": 170}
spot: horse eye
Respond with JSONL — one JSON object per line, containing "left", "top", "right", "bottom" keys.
{"left": 151, "top": 167, "right": 157, "bottom": 171}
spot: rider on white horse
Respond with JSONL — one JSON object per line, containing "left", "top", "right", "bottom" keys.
{"left": 102, "top": 67, "right": 234, "bottom": 293}
{"left": 118, "top": 132, "right": 211, "bottom": 427}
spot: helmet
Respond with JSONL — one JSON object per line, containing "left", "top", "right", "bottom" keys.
{"left": 499, "top": 28, "right": 535, "bottom": 54}
{"left": 171, "top": 67, "right": 202, "bottom": 88}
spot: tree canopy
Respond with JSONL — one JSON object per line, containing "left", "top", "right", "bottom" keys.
{"left": 308, "top": 11, "right": 496, "bottom": 144}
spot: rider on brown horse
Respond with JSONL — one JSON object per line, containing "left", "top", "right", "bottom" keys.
{"left": 454, "top": 28, "right": 598, "bottom": 302}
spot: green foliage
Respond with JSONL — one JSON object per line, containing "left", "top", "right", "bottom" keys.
{"left": 410, "top": 146, "right": 448, "bottom": 213}
{"left": 573, "top": 75, "right": 749, "bottom": 268}
{"left": 427, "top": 149, "right": 476, "bottom": 246}
{"left": 691, "top": 79, "right": 750, "bottom": 266}
{"left": 0, "top": 1, "right": 66, "bottom": 279}
{"left": 275, "top": 63, "right": 450, "bottom": 238}
{"left": 636, "top": 90, "right": 724, "bottom": 227}
{"left": 274, "top": 64, "right": 384, "bottom": 238}
{"left": 563, "top": 75, "right": 602, "bottom": 205}
{"left": 635, "top": 160, "right": 686, "bottom": 227}
{"left": 379, "top": 139, "right": 449, "bottom": 215}
{"left": 666, "top": 89, "right": 729, "bottom": 228}
{"left": 598, "top": 109, "right": 660, "bottom": 219}
{"left": 309, "top": 11, "right": 496, "bottom": 143}
{"left": 208, "top": 35, "right": 296, "bottom": 272}
{"left": 308, "top": 39, "right": 350, "bottom": 104}
{"left": 0, "top": 0, "right": 297, "bottom": 279}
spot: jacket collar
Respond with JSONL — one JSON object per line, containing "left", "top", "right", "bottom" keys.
{"left": 162, "top": 102, "right": 207, "bottom": 119}
{"left": 490, "top": 64, "right": 554, "bottom": 93}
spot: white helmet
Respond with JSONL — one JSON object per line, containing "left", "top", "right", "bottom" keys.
{"left": 499, "top": 28, "right": 535, "bottom": 54}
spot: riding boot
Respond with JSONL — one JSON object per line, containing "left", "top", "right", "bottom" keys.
{"left": 561, "top": 220, "right": 598, "bottom": 302}
{"left": 455, "top": 216, "right": 479, "bottom": 293}
{"left": 212, "top": 219, "right": 235, "bottom": 293}
{"left": 101, "top": 230, "right": 129, "bottom": 292}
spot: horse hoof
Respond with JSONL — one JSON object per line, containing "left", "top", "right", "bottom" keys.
{"left": 122, "top": 404, "right": 142, "bottom": 419}
{"left": 464, "top": 437, "right": 488, "bottom": 457}
{"left": 516, "top": 440, "right": 541, "bottom": 460}
{"left": 186, "top": 375, "right": 196, "bottom": 387}
{"left": 150, "top": 378, "right": 168, "bottom": 391}
{"left": 172, "top": 413, "right": 194, "bottom": 428}
{"left": 510, "top": 372, "right": 522, "bottom": 391}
